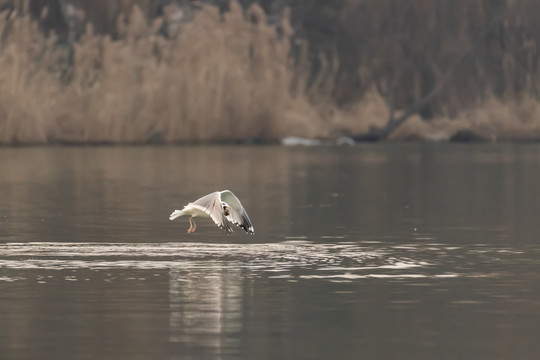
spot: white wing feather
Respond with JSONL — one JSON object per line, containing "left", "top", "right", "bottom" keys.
{"left": 190, "top": 192, "right": 233, "bottom": 233}
{"left": 219, "top": 190, "right": 254, "bottom": 234}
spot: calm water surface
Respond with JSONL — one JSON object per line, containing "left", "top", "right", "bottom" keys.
{"left": 1, "top": 144, "right": 540, "bottom": 360}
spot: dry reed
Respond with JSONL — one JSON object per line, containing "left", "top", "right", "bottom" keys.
{"left": 1, "top": 0, "right": 540, "bottom": 144}
{"left": 389, "top": 95, "right": 540, "bottom": 142}
{"left": 0, "top": 1, "right": 333, "bottom": 144}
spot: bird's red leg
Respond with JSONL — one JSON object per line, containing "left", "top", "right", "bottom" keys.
{"left": 187, "top": 217, "right": 194, "bottom": 234}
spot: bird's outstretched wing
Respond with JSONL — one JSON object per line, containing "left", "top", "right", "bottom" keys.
{"left": 219, "top": 190, "right": 254, "bottom": 234}
{"left": 190, "top": 192, "right": 233, "bottom": 233}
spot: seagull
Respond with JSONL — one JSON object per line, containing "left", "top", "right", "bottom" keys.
{"left": 169, "top": 190, "right": 254, "bottom": 235}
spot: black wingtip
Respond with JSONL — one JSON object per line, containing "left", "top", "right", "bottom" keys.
{"left": 233, "top": 221, "right": 254, "bottom": 235}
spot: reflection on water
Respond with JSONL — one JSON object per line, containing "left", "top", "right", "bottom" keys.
{"left": 1, "top": 144, "right": 540, "bottom": 360}
{"left": 169, "top": 265, "right": 244, "bottom": 357}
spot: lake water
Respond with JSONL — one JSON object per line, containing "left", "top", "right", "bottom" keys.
{"left": 1, "top": 144, "right": 540, "bottom": 360}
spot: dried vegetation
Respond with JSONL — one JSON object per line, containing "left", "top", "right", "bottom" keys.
{"left": 1, "top": 0, "right": 540, "bottom": 144}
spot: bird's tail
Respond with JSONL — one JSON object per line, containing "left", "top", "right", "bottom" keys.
{"left": 169, "top": 210, "right": 184, "bottom": 220}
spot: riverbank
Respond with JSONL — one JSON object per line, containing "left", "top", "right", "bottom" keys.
{"left": 2, "top": 2, "right": 540, "bottom": 145}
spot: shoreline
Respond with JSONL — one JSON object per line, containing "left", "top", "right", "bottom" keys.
{"left": 2, "top": 2, "right": 540, "bottom": 146}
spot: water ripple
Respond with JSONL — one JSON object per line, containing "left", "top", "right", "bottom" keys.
{"left": 0, "top": 241, "right": 535, "bottom": 282}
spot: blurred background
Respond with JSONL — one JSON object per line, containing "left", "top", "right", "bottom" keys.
{"left": 2, "top": 0, "right": 540, "bottom": 144}
{"left": 2, "top": 2, "right": 540, "bottom": 360}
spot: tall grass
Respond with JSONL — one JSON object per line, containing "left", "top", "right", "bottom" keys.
{"left": 0, "top": 1, "right": 343, "bottom": 144}
{"left": 0, "top": 8, "right": 59, "bottom": 144}
{"left": 1, "top": 0, "right": 540, "bottom": 144}
{"left": 56, "top": 2, "right": 300, "bottom": 143}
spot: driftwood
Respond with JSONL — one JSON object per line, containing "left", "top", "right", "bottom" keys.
{"left": 362, "top": 20, "right": 501, "bottom": 141}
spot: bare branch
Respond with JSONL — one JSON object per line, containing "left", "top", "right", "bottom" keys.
{"left": 365, "top": 19, "right": 501, "bottom": 140}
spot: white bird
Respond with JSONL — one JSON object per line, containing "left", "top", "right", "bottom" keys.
{"left": 169, "top": 190, "right": 254, "bottom": 235}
